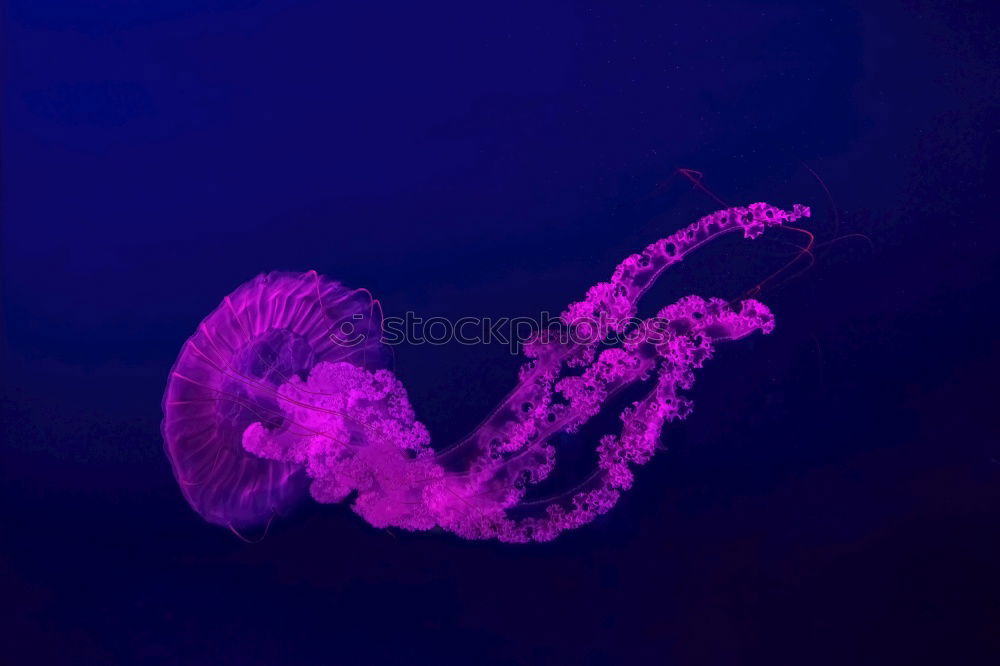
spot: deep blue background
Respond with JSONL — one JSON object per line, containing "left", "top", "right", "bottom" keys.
{"left": 3, "top": 1, "right": 998, "bottom": 664}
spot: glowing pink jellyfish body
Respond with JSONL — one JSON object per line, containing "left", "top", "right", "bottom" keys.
{"left": 161, "top": 275, "right": 389, "bottom": 528}
{"left": 163, "top": 202, "right": 810, "bottom": 542}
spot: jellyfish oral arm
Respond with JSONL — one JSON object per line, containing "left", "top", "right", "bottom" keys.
{"left": 407, "top": 203, "right": 808, "bottom": 540}
{"left": 428, "top": 203, "right": 808, "bottom": 540}
{"left": 438, "top": 202, "right": 809, "bottom": 458}
{"left": 566, "top": 201, "right": 811, "bottom": 331}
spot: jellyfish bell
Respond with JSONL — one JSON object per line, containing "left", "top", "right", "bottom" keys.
{"left": 162, "top": 202, "right": 811, "bottom": 542}
{"left": 161, "top": 271, "right": 389, "bottom": 530}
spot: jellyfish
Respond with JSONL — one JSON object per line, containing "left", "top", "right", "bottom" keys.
{"left": 162, "top": 202, "right": 810, "bottom": 542}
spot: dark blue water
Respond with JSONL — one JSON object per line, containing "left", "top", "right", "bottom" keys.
{"left": 3, "top": 2, "right": 997, "bottom": 664}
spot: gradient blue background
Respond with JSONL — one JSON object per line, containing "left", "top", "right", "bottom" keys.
{"left": 3, "top": 1, "right": 998, "bottom": 664}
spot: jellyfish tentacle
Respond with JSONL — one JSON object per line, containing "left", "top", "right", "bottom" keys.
{"left": 422, "top": 204, "right": 806, "bottom": 540}
{"left": 447, "top": 295, "right": 777, "bottom": 542}
{"left": 424, "top": 206, "right": 803, "bottom": 525}
{"left": 566, "top": 202, "right": 810, "bottom": 337}
{"left": 436, "top": 203, "right": 809, "bottom": 476}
